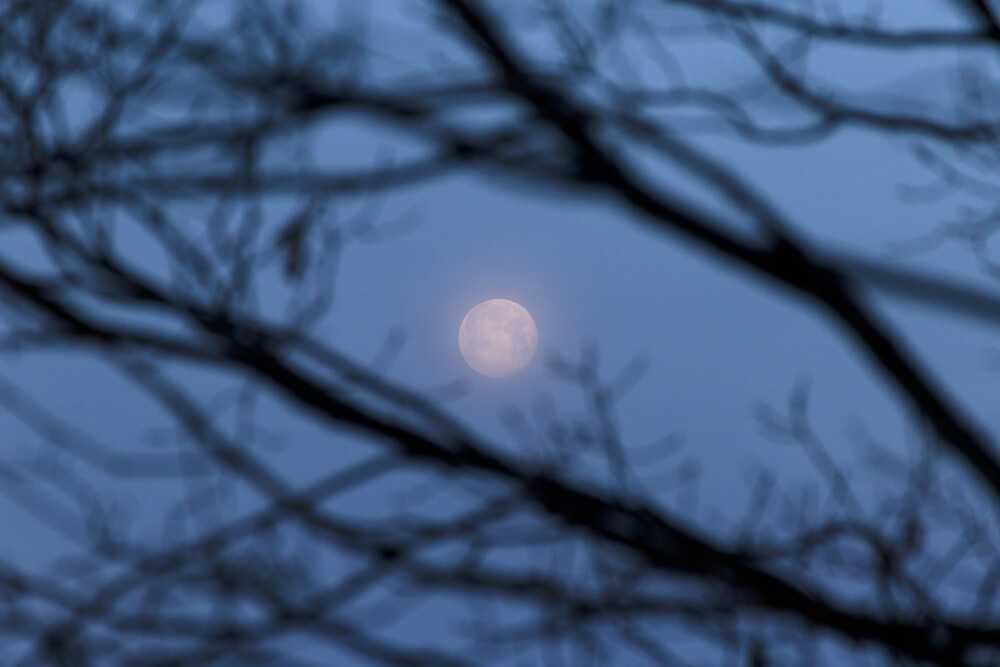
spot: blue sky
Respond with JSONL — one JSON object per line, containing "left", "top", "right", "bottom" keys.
{"left": 3, "top": 0, "right": 1000, "bottom": 663}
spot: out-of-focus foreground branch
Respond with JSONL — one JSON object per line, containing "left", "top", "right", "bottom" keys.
{"left": 4, "top": 0, "right": 1000, "bottom": 664}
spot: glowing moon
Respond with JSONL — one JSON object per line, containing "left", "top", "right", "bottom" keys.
{"left": 459, "top": 299, "right": 538, "bottom": 377}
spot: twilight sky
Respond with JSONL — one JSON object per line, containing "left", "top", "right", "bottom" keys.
{"left": 3, "top": 0, "right": 1000, "bottom": 663}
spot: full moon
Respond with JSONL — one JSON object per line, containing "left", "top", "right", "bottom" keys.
{"left": 459, "top": 299, "right": 538, "bottom": 377}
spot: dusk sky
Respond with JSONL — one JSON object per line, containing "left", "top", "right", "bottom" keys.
{"left": 3, "top": 0, "right": 1000, "bottom": 664}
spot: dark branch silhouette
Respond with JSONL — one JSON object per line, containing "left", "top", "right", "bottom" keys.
{"left": 3, "top": 0, "right": 1000, "bottom": 664}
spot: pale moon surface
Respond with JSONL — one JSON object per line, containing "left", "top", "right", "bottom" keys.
{"left": 459, "top": 299, "right": 538, "bottom": 377}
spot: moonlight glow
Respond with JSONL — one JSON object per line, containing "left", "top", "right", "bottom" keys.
{"left": 459, "top": 299, "right": 538, "bottom": 377}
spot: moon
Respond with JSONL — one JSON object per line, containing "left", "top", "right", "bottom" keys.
{"left": 459, "top": 299, "right": 538, "bottom": 377}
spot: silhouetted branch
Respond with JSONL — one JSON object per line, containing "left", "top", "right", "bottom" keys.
{"left": 5, "top": 0, "right": 1000, "bottom": 664}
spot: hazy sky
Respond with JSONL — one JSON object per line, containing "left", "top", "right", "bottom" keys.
{"left": 3, "top": 0, "right": 1000, "bottom": 663}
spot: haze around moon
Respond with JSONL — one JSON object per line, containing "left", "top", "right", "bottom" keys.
{"left": 459, "top": 299, "right": 538, "bottom": 377}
